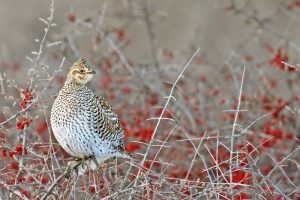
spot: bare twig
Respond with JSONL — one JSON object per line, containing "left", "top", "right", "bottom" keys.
{"left": 40, "top": 162, "right": 81, "bottom": 200}
{"left": 29, "top": 0, "right": 56, "bottom": 90}
{"left": 229, "top": 66, "right": 246, "bottom": 196}
{"left": 128, "top": 48, "right": 200, "bottom": 199}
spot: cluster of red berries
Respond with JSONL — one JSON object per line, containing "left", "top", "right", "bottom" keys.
{"left": 16, "top": 117, "right": 32, "bottom": 130}
{"left": 19, "top": 88, "right": 33, "bottom": 110}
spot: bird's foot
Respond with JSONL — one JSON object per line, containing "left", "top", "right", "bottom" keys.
{"left": 67, "top": 160, "right": 81, "bottom": 179}
{"left": 68, "top": 160, "right": 80, "bottom": 170}
{"left": 90, "top": 155, "right": 99, "bottom": 166}
{"left": 67, "top": 155, "right": 92, "bottom": 177}
{"left": 73, "top": 156, "right": 87, "bottom": 167}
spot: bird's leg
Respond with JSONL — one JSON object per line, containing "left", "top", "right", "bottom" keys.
{"left": 74, "top": 157, "right": 81, "bottom": 162}
{"left": 82, "top": 156, "right": 88, "bottom": 162}
{"left": 72, "top": 156, "right": 89, "bottom": 170}
{"left": 90, "top": 155, "right": 100, "bottom": 167}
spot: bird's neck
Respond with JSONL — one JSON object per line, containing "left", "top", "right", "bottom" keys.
{"left": 63, "top": 77, "right": 85, "bottom": 92}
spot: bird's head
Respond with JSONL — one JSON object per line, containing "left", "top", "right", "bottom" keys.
{"left": 67, "top": 58, "right": 96, "bottom": 85}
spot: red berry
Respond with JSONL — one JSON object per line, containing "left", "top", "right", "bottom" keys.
{"left": 126, "top": 143, "right": 140, "bottom": 152}
{"left": 67, "top": 14, "right": 76, "bottom": 22}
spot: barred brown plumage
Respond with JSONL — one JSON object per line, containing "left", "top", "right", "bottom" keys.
{"left": 50, "top": 58, "right": 131, "bottom": 173}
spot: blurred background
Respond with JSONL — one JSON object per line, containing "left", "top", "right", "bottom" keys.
{"left": 1, "top": 0, "right": 300, "bottom": 94}
{"left": 1, "top": 0, "right": 298, "bottom": 68}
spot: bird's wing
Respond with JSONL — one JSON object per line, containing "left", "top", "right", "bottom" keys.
{"left": 95, "top": 96, "right": 124, "bottom": 141}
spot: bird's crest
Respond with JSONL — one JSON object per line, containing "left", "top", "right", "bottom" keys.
{"left": 71, "top": 57, "right": 92, "bottom": 70}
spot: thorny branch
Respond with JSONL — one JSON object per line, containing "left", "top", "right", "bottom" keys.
{"left": 128, "top": 48, "right": 200, "bottom": 199}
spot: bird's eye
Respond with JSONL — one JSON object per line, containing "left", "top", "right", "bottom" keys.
{"left": 80, "top": 70, "right": 85, "bottom": 73}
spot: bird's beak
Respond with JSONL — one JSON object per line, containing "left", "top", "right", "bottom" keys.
{"left": 87, "top": 70, "right": 96, "bottom": 74}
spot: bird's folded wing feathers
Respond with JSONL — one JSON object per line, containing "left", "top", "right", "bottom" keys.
{"left": 95, "top": 96, "right": 123, "bottom": 136}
